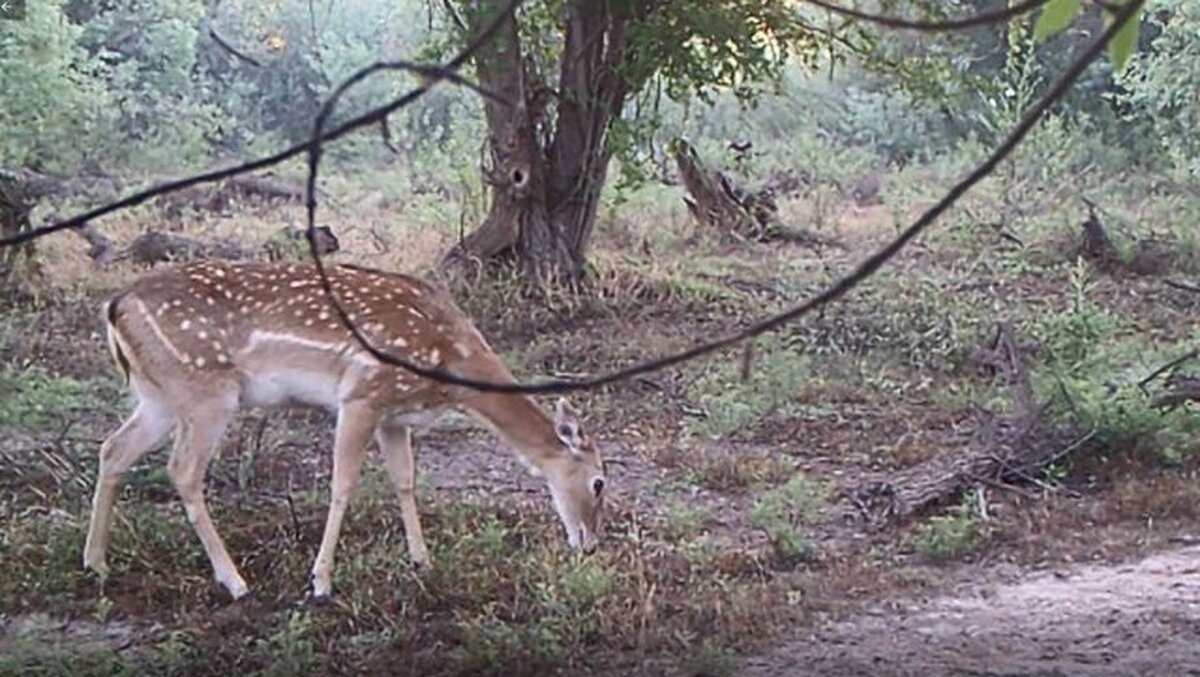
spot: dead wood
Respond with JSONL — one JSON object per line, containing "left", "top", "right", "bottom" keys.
{"left": 1079, "top": 198, "right": 1118, "bottom": 269}
{"left": 113, "top": 224, "right": 340, "bottom": 267}
{"left": 1154, "top": 373, "right": 1200, "bottom": 409}
{"left": 841, "top": 322, "right": 1071, "bottom": 528}
{"left": 670, "top": 137, "right": 839, "bottom": 248}
{"left": 1076, "top": 199, "right": 1182, "bottom": 276}
{"left": 262, "top": 225, "right": 341, "bottom": 261}
{"left": 227, "top": 174, "right": 306, "bottom": 201}
{"left": 0, "top": 171, "right": 39, "bottom": 292}
{"left": 74, "top": 222, "right": 116, "bottom": 263}
{"left": 1165, "top": 279, "right": 1200, "bottom": 295}
{"left": 117, "top": 231, "right": 254, "bottom": 266}
{"left": 155, "top": 172, "right": 307, "bottom": 219}
{"left": 12, "top": 168, "right": 124, "bottom": 202}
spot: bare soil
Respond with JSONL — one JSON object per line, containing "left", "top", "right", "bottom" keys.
{"left": 743, "top": 545, "right": 1200, "bottom": 676}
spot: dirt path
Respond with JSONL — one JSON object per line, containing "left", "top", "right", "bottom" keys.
{"left": 743, "top": 546, "right": 1200, "bottom": 676}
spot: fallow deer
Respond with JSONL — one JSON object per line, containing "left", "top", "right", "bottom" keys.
{"left": 84, "top": 260, "right": 607, "bottom": 600}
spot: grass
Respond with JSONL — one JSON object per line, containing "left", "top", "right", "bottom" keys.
{"left": 685, "top": 333, "right": 813, "bottom": 440}
{"left": 748, "top": 473, "right": 829, "bottom": 568}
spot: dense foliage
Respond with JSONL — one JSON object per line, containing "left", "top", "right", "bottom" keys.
{"left": 0, "top": 1, "right": 1194, "bottom": 199}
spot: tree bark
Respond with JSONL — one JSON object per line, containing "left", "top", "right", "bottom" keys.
{"left": 441, "top": 0, "right": 631, "bottom": 284}
{"left": 0, "top": 171, "right": 43, "bottom": 298}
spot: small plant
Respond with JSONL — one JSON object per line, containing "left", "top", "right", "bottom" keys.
{"left": 678, "top": 641, "right": 740, "bottom": 677}
{"left": 748, "top": 473, "right": 828, "bottom": 567}
{"left": 687, "top": 334, "right": 812, "bottom": 439}
{"left": 453, "top": 616, "right": 564, "bottom": 676}
{"left": 1030, "top": 258, "right": 1119, "bottom": 368}
{"left": 254, "top": 610, "right": 319, "bottom": 677}
{"left": 1029, "top": 267, "right": 1200, "bottom": 462}
{"left": 662, "top": 501, "right": 711, "bottom": 541}
{"left": 909, "top": 494, "right": 983, "bottom": 561}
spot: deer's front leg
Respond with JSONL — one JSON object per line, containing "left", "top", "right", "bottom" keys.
{"left": 311, "top": 400, "right": 376, "bottom": 599}
{"left": 376, "top": 424, "right": 430, "bottom": 569}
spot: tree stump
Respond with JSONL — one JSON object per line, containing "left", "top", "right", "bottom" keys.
{"left": 670, "top": 137, "right": 841, "bottom": 249}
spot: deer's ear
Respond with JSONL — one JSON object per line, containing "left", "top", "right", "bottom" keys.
{"left": 554, "top": 397, "right": 583, "bottom": 451}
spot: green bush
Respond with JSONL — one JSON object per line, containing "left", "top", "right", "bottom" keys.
{"left": 909, "top": 494, "right": 982, "bottom": 561}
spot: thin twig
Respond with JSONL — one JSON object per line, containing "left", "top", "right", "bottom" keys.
{"left": 1165, "top": 279, "right": 1200, "bottom": 295}
{"left": 800, "top": 0, "right": 1048, "bottom": 32}
{"left": 1138, "top": 349, "right": 1199, "bottom": 393}
{"left": 380, "top": 116, "right": 400, "bottom": 154}
{"left": 208, "top": 28, "right": 263, "bottom": 68}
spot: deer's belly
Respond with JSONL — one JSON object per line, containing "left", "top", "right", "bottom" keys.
{"left": 240, "top": 368, "right": 342, "bottom": 410}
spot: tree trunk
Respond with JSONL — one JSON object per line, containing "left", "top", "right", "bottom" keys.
{"left": 442, "top": 0, "right": 630, "bottom": 284}
{"left": 0, "top": 171, "right": 39, "bottom": 298}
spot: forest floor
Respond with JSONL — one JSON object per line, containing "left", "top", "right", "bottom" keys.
{"left": 2, "top": 181, "right": 1198, "bottom": 676}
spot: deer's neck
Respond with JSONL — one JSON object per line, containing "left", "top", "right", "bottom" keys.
{"left": 465, "top": 389, "right": 566, "bottom": 471}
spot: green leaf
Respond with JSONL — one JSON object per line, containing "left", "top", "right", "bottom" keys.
{"left": 1033, "top": 0, "right": 1082, "bottom": 41}
{"left": 1105, "top": 7, "right": 1142, "bottom": 73}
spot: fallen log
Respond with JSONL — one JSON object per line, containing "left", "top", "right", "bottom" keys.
{"left": 114, "top": 225, "right": 340, "bottom": 267}
{"left": 840, "top": 323, "right": 1072, "bottom": 527}
{"left": 155, "top": 171, "right": 308, "bottom": 220}
{"left": 117, "top": 231, "right": 254, "bottom": 265}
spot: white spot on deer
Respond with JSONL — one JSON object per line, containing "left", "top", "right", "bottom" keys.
{"left": 453, "top": 342, "right": 472, "bottom": 358}
{"left": 217, "top": 353, "right": 229, "bottom": 364}
{"left": 181, "top": 320, "right": 192, "bottom": 331}
{"left": 214, "top": 269, "right": 226, "bottom": 278}
{"left": 194, "top": 356, "right": 207, "bottom": 368}
{"left": 427, "top": 349, "right": 441, "bottom": 363}
{"left": 392, "top": 337, "right": 409, "bottom": 348}
{"left": 198, "top": 330, "right": 208, "bottom": 340}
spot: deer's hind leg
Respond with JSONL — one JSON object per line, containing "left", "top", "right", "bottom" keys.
{"left": 166, "top": 386, "right": 247, "bottom": 599}
{"left": 84, "top": 391, "right": 174, "bottom": 574}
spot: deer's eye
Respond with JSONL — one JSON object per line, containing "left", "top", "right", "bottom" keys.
{"left": 591, "top": 477, "right": 605, "bottom": 497}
